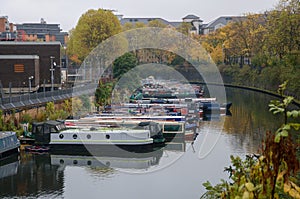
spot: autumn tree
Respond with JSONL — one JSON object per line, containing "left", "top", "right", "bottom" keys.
{"left": 176, "top": 22, "right": 192, "bottom": 35}
{"left": 148, "top": 19, "right": 167, "bottom": 28}
{"left": 265, "top": 0, "right": 300, "bottom": 66}
{"left": 68, "top": 9, "right": 122, "bottom": 63}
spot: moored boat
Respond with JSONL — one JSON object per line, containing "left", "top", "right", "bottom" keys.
{"left": 25, "top": 145, "right": 50, "bottom": 153}
{"left": 31, "top": 120, "right": 166, "bottom": 150}
{"left": 0, "top": 132, "right": 20, "bottom": 159}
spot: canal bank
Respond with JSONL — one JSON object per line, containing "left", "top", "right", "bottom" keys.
{"left": 192, "top": 82, "right": 300, "bottom": 107}
{"left": 0, "top": 87, "right": 284, "bottom": 198}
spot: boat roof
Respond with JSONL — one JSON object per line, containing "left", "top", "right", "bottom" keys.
{"left": 33, "top": 120, "right": 64, "bottom": 126}
{"left": 0, "top": 131, "right": 16, "bottom": 138}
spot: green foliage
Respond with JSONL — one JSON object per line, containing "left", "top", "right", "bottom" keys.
{"left": 201, "top": 0, "right": 300, "bottom": 98}
{"left": 269, "top": 81, "right": 300, "bottom": 142}
{"left": 95, "top": 82, "right": 114, "bottom": 109}
{"left": 45, "top": 102, "right": 69, "bottom": 120}
{"left": 113, "top": 52, "right": 137, "bottom": 79}
{"left": 20, "top": 113, "right": 32, "bottom": 123}
{"left": 62, "top": 99, "right": 72, "bottom": 117}
{"left": 176, "top": 22, "right": 192, "bottom": 35}
{"left": 79, "top": 95, "right": 91, "bottom": 113}
{"left": 45, "top": 102, "right": 55, "bottom": 120}
{"left": 71, "top": 97, "right": 83, "bottom": 117}
{"left": 68, "top": 9, "right": 122, "bottom": 62}
{"left": 147, "top": 19, "right": 167, "bottom": 28}
{"left": 202, "top": 82, "right": 300, "bottom": 198}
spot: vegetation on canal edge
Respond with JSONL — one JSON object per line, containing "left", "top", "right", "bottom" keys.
{"left": 0, "top": 96, "right": 93, "bottom": 136}
{"left": 202, "top": 82, "right": 300, "bottom": 199}
{"left": 201, "top": 0, "right": 300, "bottom": 99}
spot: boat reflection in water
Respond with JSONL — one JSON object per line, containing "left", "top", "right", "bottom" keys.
{"left": 0, "top": 147, "right": 166, "bottom": 197}
{"left": 0, "top": 154, "right": 19, "bottom": 180}
{"left": 51, "top": 146, "right": 164, "bottom": 171}
{"left": 0, "top": 134, "right": 191, "bottom": 198}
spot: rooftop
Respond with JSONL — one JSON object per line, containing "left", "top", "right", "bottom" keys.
{"left": 182, "top": 14, "right": 200, "bottom": 20}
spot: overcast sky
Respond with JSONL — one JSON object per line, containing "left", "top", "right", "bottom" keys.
{"left": 1, "top": 0, "right": 279, "bottom": 32}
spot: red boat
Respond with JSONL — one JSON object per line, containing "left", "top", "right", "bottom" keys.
{"left": 25, "top": 146, "right": 50, "bottom": 153}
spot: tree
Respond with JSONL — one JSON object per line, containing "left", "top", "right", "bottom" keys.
{"left": 176, "top": 22, "right": 192, "bottom": 35}
{"left": 95, "top": 82, "right": 113, "bottom": 110}
{"left": 265, "top": 0, "right": 300, "bottom": 65}
{"left": 122, "top": 22, "right": 146, "bottom": 31}
{"left": 113, "top": 52, "right": 137, "bottom": 79}
{"left": 68, "top": 9, "right": 122, "bottom": 62}
{"left": 202, "top": 82, "right": 300, "bottom": 199}
{"left": 148, "top": 19, "right": 167, "bottom": 28}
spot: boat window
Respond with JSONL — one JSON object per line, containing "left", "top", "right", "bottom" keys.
{"left": 73, "top": 134, "right": 78, "bottom": 139}
{"left": 34, "top": 126, "right": 43, "bottom": 134}
{"left": 50, "top": 127, "right": 58, "bottom": 133}
{"left": 106, "top": 134, "right": 110, "bottom": 139}
{"left": 59, "top": 134, "right": 64, "bottom": 139}
{"left": 43, "top": 127, "right": 50, "bottom": 134}
{"left": 164, "top": 124, "right": 181, "bottom": 131}
{"left": 87, "top": 134, "right": 91, "bottom": 139}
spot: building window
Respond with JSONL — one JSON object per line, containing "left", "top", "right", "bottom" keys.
{"left": 14, "top": 64, "right": 24, "bottom": 73}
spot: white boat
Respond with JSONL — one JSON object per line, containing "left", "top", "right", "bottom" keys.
{"left": 50, "top": 127, "right": 153, "bottom": 146}
{"left": 80, "top": 115, "right": 186, "bottom": 122}
{"left": 0, "top": 132, "right": 20, "bottom": 159}
{"left": 32, "top": 120, "right": 155, "bottom": 148}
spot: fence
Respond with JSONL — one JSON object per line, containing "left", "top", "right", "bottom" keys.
{"left": 0, "top": 83, "right": 98, "bottom": 111}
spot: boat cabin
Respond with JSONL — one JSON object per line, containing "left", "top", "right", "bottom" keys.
{"left": 32, "top": 120, "right": 66, "bottom": 144}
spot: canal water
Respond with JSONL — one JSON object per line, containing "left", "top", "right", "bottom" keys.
{"left": 0, "top": 87, "right": 284, "bottom": 199}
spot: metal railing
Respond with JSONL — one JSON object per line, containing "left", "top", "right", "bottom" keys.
{"left": 0, "top": 83, "right": 98, "bottom": 111}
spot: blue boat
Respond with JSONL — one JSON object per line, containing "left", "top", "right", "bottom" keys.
{"left": 0, "top": 132, "right": 20, "bottom": 159}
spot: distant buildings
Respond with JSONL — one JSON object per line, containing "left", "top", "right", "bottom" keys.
{"left": 0, "top": 12, "right": 247, "bottom": 94}
{"left": 119, "top": 14, "right": 246, "bottom": 35}
{"left": 16, "top": 18, "right": 68, "bottom": 45}
{"left": 202, "top": 16, "right": 247, "bottom": 34}
{"left": 0, "top": 17, "right": 68, "bottom": 45}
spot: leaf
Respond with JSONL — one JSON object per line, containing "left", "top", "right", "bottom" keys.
{"left": 203, "top": 181, "right": 213, "bottom": 190}
{"left": 281, "top": 130, "right": 289, "bottom": 137}
{"left": 275, "top": 133, "right": 281, "bottom": 143}
{"left": 289, "top": 189, "right": 300, "bottom": 198}
{"left": 245, "top": 182, "right": 255, "bottom": 192}
{"left": 290, "top": 181, "right": 300, "bottom": 193}
{"left": 282, "top": 124, "right": 291, "bottom": 131}
{"left": 242, "top": 191, "right": 250, "bottom": 199}
{"left": 273, "top": 108, "right": 285, "bottom": 114}
{"left": 284, "top": 183, "right": 291, "bottom": 193}
{"left": 283, "top": 96, "right": 294, "bottom": 106}
{"left": 292, "top": 110, "right": 299, "bottom": 118}
{"left": 290, "top": 123, "right": 300, "bottom": 130}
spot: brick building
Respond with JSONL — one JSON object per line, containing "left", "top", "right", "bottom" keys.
{"left": 0, "top": 42, "right": 61, "bottom": 93}
{"left": 16, "top": 18, "right": 68, "bottom": 45}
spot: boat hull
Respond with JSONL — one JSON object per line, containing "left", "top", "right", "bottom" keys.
{"left": 49, "top": 129, "right": 153, "bottom": 146}
{"left": 0, "top": 132, "right": 20, "bottom": 159}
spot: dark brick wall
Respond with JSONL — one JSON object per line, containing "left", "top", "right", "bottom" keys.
{"left": 0, "top": 43, "right": 61, "bottom": 88}
{"left": 0, "top": 58, "right": 39, "bottom": 88}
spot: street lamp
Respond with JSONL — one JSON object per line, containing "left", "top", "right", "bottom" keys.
{"left": 28, "top": 76, "right": 34, "bottom": 93}
{"left": 63, "top": 46, "right": 68, "bottom": 68}
{"left": 50, "top": 56, "right": 56, "bottom": 91}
